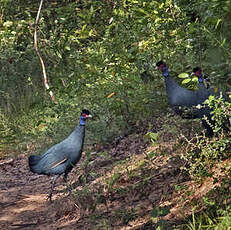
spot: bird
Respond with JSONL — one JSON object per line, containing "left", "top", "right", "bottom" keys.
{"left": 156, "top": 61, "right": 214, "bottom": 136}
{"left": 192, "top": 67, "right": 231, "bottom": 133}
{"left": 192, "top": 67, "right": 211, "bottom": 90}
{"left": 192, "top": 67, "right": 230, "bottom": 102}
{"left": 28, "top": 109, "right": 92, "bottom": 201}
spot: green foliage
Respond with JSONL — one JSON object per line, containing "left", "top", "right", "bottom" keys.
{"left": 144, "top": 132, "right": 159, "bottom": 143}
{"left": 184, "top": 209, "right": 213, "bottom": 230}
{"left": 207, "top": 95, "right": 231, "bottom": 133}
{"left": 180, "top": 96, "right": 230, "bottom": 228}
{"left": 105, "top": 172, "right": 121, "bottom": 190}
{"left": 0, "top": 1, "right": 231, "bottom": 227}
{"left": 183, "top": 206, "right": 231, "bottom": 230}
{"left": 178, "top": 72, "right": 199, "bottom": 90}
{"left": 1, "top": 0, "right": 231, "bottom": 150}
{"left": 215, "top": 209, "right": 231, "bottom": 230}
{"left": 151, "top": 205, "right": 170, "bottom": 219}
{"left": 182, "top": 97, "right": 230, "bottom": 179}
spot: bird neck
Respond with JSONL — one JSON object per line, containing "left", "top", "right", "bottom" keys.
{"left": 164, "top": 74, "right": 179, "bottom": 88}
{"left": 162, "top": 67, "right": 169, "bottom": 77}
{"left": 198, "top": 77, "right": 204, "bottom": 83}
{"left": 79, "top": 116, "right": 86, "bottom": 126}
{"left": 73, "top": 124, "right": 85, "bottom": 138}
{"left": 164, "top": 75, "right": 182, "bottom": 101}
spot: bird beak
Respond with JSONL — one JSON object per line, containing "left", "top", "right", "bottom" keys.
{"left": 87, "top": 114, "right": 92, "bottom": 118}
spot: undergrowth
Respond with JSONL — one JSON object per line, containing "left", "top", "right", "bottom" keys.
{"left": 0, "top": 92, "right": 230, "bottom": 229}
{"left": 60, "top": 97, "right": 230, "bottom": 229}
{"left": 180, "top": 96, "right": 231, "bottom": 229}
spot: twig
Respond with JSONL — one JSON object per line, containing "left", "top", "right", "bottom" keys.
{"left": 34, "top": 0, "right": 57, "bottom": 104}
{"left": 11, "top": 222, "right": 37, "bottom": 228}
{"left": 0, "top": 158, "right": 13, "bottom": 166}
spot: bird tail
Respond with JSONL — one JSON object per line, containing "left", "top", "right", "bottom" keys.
{"left": 28, "top": 155, "right": 41, "bottom": 173}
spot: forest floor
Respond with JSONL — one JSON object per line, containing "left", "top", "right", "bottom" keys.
{"left": 0, "top": 116, "right": 226, "bottom": 230}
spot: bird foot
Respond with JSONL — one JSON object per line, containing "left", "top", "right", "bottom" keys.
{"left": 47, "top": 193, "right": 53, "bottom": 202}
{"left": 66, "top": 185, "right": 72, "bottom": 196}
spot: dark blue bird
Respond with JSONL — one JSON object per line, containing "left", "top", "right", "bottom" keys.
{"left": 192, "top": 67, "right": 230, "bottom": 102}
{"left": 156, "top": 61, "right": 214, "bottom": 136}
{"left": 192, "top": 67, "right": 211, "bottom": 90}
{"left": 28, "top": 109, "right": 91, "bottom": 200}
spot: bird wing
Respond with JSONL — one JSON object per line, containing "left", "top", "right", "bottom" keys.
{"left": 35, "top": 127, "right": 84, "bottom": 175}
{"left": 38, "top": 140, "right": 76, "bottom": 172}
{"left": 51, "top": 158, "right": 68, "bottom": 169}
{"left": 166, "top": 77, "right": 212, "bottom": 107}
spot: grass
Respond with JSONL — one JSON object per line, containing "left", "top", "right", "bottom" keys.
{"left": 50, "top": 117, "right": 227, "bottom": 229}
{"left": 0, "top": 100, "right": 230, "bottom": 229}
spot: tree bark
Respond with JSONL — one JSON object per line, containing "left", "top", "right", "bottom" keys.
{"left": 34, "top": 0, "right": 57, "bottom": 104}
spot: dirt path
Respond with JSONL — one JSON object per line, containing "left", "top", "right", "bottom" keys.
{"left": 0, "top": 117, "right": 228, "bottom": 229}
{"left": 0, "top": 139, "right": 185, "bottom": 230}
{"left": 0, "top": 129, "right": 211, "bottom": 229}
{"left": 0, "top": 155, "right": 78, "bottom": 230}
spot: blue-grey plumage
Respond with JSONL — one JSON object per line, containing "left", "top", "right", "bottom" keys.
{"left": 28, "top": 109, "right": 91, "bottom": 201}
{"left": 29, "top": 125, "right": 85, "bottom": 175}
{"left": 164, "top": 76, "right": 211, "bottom": 108}
{"left": 192, "top": 67, "right": 230, "bottom": 102}
{"left": 164, "top": 76, "right": 213, "bottom": 122}
{"left": 156, "top": 61, "right": 214, "bottom": 136}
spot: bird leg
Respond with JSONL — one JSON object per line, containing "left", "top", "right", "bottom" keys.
{"left": 63, "top": 172, "right": 68, "bottom": 183}
{"left": 47, "top": 174, "right": 60, "bottom": 201}
{"left": 202, "top": 118, "right": 214, "bottom": 137}
{"left": 63, "top": 173, "right": 72, "bottom": 195}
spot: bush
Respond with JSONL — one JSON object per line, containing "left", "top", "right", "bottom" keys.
{"left": 181, "top": 96, "right": 231, "bottom": 179}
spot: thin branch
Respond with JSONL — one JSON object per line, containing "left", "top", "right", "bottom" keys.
{"left": 34, "top": 0, "right": 57, "bottom": 104}
{"left": 0, "top": 8, "right": 4, "bottom": 23}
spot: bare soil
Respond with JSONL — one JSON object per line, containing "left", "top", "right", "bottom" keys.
{"left": 0, "top": 155, "right": 67, "bottom": 229}
{"left": 0, "top": 118, "right": 226, "bottom": 230}
{"left": 0, "top": 148, "right": 185, "bottom": 229}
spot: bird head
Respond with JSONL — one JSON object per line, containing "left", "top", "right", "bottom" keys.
{"left": 156, "top": 61, "right": 168, "bottom": 77}
{"left": 81, "top": 109, "right": 92, "bottom": 120}
{"left": 192, "top": 67, "right": 202, "bottom": 77}
{"left": 156, "top": 60, "right": 167, "bottom": 71}
{"left": 80, "top": 109, "right": 92, "bottom": 125}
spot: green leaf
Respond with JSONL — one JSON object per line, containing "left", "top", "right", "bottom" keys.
{"left": 192, "top": 77, "right": 198, "bottom": 82}
{"left": 182, "top": 78, "right": 191, "bottom": 84}
{"left": 144, "top": 132, "right": 158, "bottom": 143}
{"left": 65, "top": 46, "right": 71, "bottom": 51}
{"left": 57, "top": 52, "right": 62, "bottom": 59}
{"left": 215, "top": 18, "right": 222, "bottom": 29}
{"left": 148, "top": 151, "right": 156, "bottom": 159}
{"left": 220, "top": 38, "right": 226, "bottom": 47}
{"left": 178, "top": 73, "right": 189, "bottom": 78}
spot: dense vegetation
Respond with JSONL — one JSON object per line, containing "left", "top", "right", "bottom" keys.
{"left": 0, "top": 0, "right": 230, "bottom": 228}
